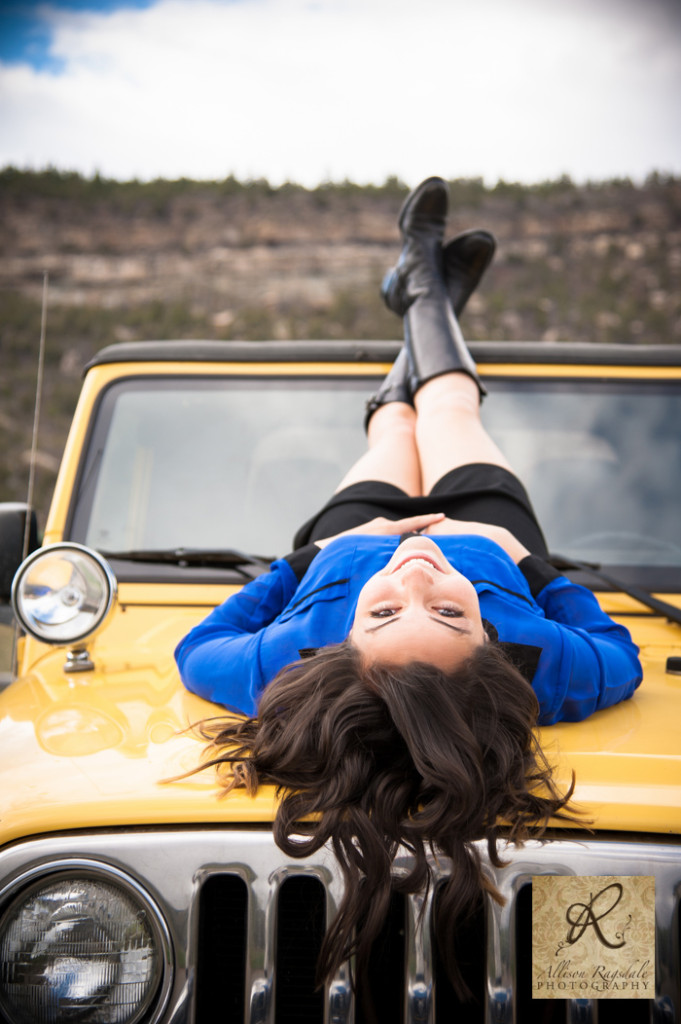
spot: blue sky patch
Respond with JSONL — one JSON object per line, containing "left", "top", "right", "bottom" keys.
{"left": 0, "top": 0, "right": 157, "bottom": 71}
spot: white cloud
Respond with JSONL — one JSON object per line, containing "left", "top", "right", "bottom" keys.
{"left": 1, "top": 0, "right": 680, "bottom": 185}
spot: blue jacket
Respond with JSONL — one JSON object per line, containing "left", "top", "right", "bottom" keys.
{"left": 175, "top": 535, "right": 642, "bottom": 725}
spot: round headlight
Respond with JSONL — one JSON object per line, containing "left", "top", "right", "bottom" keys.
{"left": 11, "top": 544, "right": 117, "bottom": 645}
{"left": 0, "top": 868, "right": 171, "bottom": 1024}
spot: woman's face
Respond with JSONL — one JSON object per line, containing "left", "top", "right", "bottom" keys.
{"left": 349, "top": 535, "right": 486, "bottom": 670}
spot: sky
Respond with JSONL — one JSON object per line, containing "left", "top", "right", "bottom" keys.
{"left": 0, "top": 0, "right": 680, "bottom": 187}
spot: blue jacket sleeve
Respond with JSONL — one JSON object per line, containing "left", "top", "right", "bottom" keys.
{"left": 518, "top": 556, "right": 642, "bottom": 723}
{"left": 174, "top": 556, "right": 301, "bottom": 714}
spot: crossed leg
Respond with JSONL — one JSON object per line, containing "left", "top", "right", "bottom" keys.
{"left": 334, "top": 371, "right": 512, "bottom": 499}
{"left": 414, "top": 373, "right": 513, "bottom": 493}
{"left": 333, "top": 400, "right": 421, "bottom": 496}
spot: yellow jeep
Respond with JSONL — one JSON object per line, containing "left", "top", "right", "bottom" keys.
{"left": 0, "top": 340, "right": 679, "bottom": 1023}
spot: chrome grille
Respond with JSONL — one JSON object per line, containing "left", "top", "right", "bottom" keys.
{"left": 0, "top": 831, "right": 678, "bottom": 1023}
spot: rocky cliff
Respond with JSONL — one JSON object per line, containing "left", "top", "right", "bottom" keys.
{"left": 2, "top": 171, "right": 680, "bottom": 526}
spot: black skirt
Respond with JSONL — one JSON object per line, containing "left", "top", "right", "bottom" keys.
{"left": 293, "top": 462, "right": 549, "bottom": 558}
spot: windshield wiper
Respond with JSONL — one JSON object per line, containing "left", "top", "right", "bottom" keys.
{"left": 550, "top": 554, "right": 681, "bottom": 627}
{"left": 100, "top": 548, "right": 273, "bottom": 580}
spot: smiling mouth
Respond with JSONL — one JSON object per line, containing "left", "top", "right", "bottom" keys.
{"left": 391, "top": 554, "right": 444, "bottom": 574}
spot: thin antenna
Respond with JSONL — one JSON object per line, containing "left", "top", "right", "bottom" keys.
{"left": 23, "top": 272, "right": 48, "bottom": 559}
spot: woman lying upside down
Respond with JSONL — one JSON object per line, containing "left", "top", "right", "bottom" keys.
{"left": 175, "top": 177, "right": 641, "bottom": 998}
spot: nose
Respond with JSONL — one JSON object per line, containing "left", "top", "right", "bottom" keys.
{"left": 395, "top": 561, "right": 436, "bottom": 590}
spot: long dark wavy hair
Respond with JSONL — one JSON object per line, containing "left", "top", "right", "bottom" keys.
{"left": 190, "top": 641, "right": 577, "bottom": 998}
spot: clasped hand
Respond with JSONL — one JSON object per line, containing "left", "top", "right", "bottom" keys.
{"left": 314, "top": 513, "right": 530, "bottom": 563}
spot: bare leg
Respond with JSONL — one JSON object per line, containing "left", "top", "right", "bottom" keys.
{"left": 414, "top": 373, "right": 513, "bottom": 494}
{"left": 334, "top": 401, "right": 422, "bottom": 496}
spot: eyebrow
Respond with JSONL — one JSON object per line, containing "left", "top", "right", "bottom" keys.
{"left": 364, "top": 615, "right": 471, "bottom": 636}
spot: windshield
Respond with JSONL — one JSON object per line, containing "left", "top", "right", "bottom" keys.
{"left": 484, "top": 380, "right": 681, "bottom": 571}
{"left": 69, "top": 377, "right": 368, "bottom": 561}
{"left": 67, "top": 374, "right": 681, "bottom": 585}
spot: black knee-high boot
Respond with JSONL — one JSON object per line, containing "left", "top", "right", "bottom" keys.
{"left": 442, "top": 228, "right": 496, "bottom": 316}
{"left": 381, "top": 176, "right": 488, "bottom": 399}
{"left": 365, "top": 205, "right": 495, "bottom": 428}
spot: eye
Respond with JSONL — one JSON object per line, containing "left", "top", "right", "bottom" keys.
{"left": 369, "top": 607, "right": 397, "bottom": 618}
{"left": 434, "top": 606, "right": 463, "bottom": 618}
